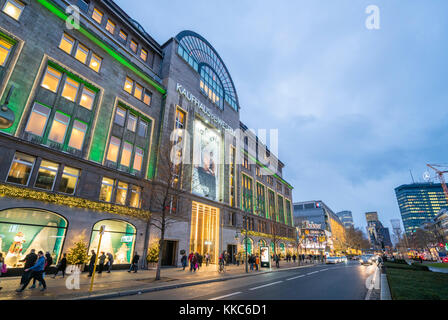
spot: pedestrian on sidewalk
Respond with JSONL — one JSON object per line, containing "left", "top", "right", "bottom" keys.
{"left": 19, "top": 249, "right": 37, "bottom": 287}
{"left": 0, "top": 252, "right": 5, "bottom": 290}
{"left": 88, "top": 250, "right": 96, "bottom": 277}
{"left": 16, "top": 251, "right": 47, "bottom": 292}
{"left": 191, "top": 253, "right": 198, "bottom": 272}
{"left": 293, "top": 254, "right": 296, "bottom": 264}
{"left": 189, "top": 252, "right": 194, "bottom": 272}
{"left": 275, "top": 254, "right": 280, "bottom": 268}
{"left": 249, "top": 255, "right": 254, "bottom": 271}
{"left": 194, "top": 253, "right": 200, "bottom": 271}
{"left": 106, "top": 252, "right": 114, "bottom": 273}
{"left": 181, "top": 252, "right": 187, "bottom": 270}
{"left": 53, "top": 253, "right": 67, "bottom": 278}
{"left": 205, "top": 253, "right": 210, "bottom": 267}
{"left": 255, "top": 254, "right": 260, "bottom": 271}
{"left": 128, "top": 252, "right": 140, "bottom": 273}
{"left": 98, "top": 252, "right": 106, "bottom": 274}
{"left": 31, "top": 252, "right": 52, "bottom": 289}
{"left": 198, "top": 253, "right": 203, "bottom": 269}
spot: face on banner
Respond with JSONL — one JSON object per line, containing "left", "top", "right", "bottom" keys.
{"left": 192, "top": 120, "right": 221, "bottom": 201}
{"left": 260, "top": 246, "right": 270, "bottom": 263}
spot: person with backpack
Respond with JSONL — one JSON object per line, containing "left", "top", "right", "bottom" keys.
{"left": 16, "top": 251, "right": 47, "bottom": 292}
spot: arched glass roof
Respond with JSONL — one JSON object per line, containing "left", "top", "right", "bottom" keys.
{"left": 175, "top": 30, "right": 240, "bottom": 111}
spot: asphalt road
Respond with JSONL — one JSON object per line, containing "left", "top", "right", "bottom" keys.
{"left": 112, "top": 261, "right": 378, "bottom": 300}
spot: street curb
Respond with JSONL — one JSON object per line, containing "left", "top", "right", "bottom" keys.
{"left": 73, "top": 264, "right": 317, "bottom": 300}
{"left": 380, "top": 273, "right": 391, "bottom": 300}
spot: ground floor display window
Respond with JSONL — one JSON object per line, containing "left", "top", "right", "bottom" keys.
{"left": 279, "top": 242, "right": 286, "bottom": 256}
{"left": 271, "top": 242, "right": 275, "bottom": 255}
{"left": 189, "top": 202, "right": 220, "bottom": 264}
{"left": 89, "top": 220, "right": 136, "bottom": 264}
{"left": 242, "top": 237, "right": 253, "bottom": 255}
{"left": 0, "top": 208, "right": 67, "bottom": 267}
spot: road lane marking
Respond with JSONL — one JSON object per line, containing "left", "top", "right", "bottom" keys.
{"left": 307, "top": 271, "right": 319, "bottom": 275}
{"left": 319, "top": 268, "right": 329, "bottom": 272}
{"left": 209, "top": 292, "right": 242, "bottom": 300}
{"left": 249, "top": 281, "right": 283, "bottom": 291}
{"left": 286, "top": 275, "right": 306, "bottom": 281}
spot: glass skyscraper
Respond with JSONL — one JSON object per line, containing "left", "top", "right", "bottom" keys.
{"left": 395, "top": 183, "right": 448, "bottom": 235}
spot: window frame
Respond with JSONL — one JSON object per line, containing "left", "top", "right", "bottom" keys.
{"left": 92, "top": 7, "right": 103, "bottom": 24}
{"left": 24, "top": 102, "right": 51, "bottom": 137}
{"left": 105, "top": 19, "right": 116, "bottom": 35}
{"left": 40, "top": 66, "right": 62, "bottom": 93}
{"left": 2, "top": 0, "right": 25, "bottom": 21}
{"left": 59, "top": 33, "right": 75, "bottom": 55}
{"left": 68, "top": 119, "right": 88, "bottom": 151}
{"left": 48, "top": 111, "right": 71, "bottom": 144}
{"left": 34, "top": 160, "right": 60, "bottom": 191}
{"left": 58, "top": 166, "right": 80, "bottom": 195}
{"left": 6, "top": 152, "right": 36, "bottom": 186}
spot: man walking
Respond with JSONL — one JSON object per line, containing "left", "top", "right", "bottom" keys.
{"left": 128, "top": 252, "right": 140, "bottom": 273}
{"left": 106, "top": 252, "right": 114, "bottom": 273}
{"left": 19, "top": 249, "right": 37, "bottom": 286}
{"left": 98, "top": 252, "right": 106, "bottom": 274}
{"left": 88, "top": 250, "right": 96, "bottom": 277}
{"left": 16, "top": 251, "right": 47, "bottom": 292}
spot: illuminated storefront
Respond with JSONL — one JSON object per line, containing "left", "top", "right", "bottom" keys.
{"left": 0, "top": 208, "right": 67, "bottom": 267}
{"left": 189, "top": 202, "right": 220, "bottom": 263}
{"left": 88, "top": 220, "right": 136, "bottom": 264}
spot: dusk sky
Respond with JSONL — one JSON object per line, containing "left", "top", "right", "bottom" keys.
{"left": 115, "top": 0, "right": 448, "bottom": 233}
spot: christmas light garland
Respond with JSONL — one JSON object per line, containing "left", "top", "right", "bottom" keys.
{"left": 0, "top": 184, "right": 150, "bottom": 219}
{"left": 241, "top": 229, "right": 295, "bottom": 243}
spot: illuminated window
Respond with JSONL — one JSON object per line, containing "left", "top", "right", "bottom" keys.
{"left": 99, "top": 177, "right": 114, "bottom": 202}
{"left": 7, "top": 153, "right": 36, "bottom": 186}
{"left": 68, "top": 120, "right": 87, "bottom": 150}
{"left": 175, "top": 108, "right": 186, "bottom": 129}
{"left": 114, "top": 106, "right": 126, "bottom": 126}
{"left": 105, "top": 19, "right": 115, "bottom": 34}
{"left": 59, "top": 33, "right": 74, "bottom": 55}
{"left": 48, "top": 112, "right": 70, "bottom": 144}
{"left": 119, "top": 30, "right": 127, "bottom": 42}
{"left": 115, "top": 182, "right": 128, "bottom": 205}
{"left": 124, "top": 77, "right": 133, "bottom": 94}
{"left": 127, "top": 114, "right": 137, "bottom": 132}
{"left": 89, "top": 53, "right": 102, "bottom": 72}
{"left": 137, "top": 120, "right": 147, "bottom": 137}
{"left": 133, "top": 147, "right": 144, "bottom": 172}
{"left": 2, "top": 0, "right": 25, "bottom": 20}
{"left": 61, "top": 78, "right": 79, "bottom": 102}
{"left": 140, "top": 49, "right": 147, "bottom": 61}
{"left": 130, "top": 40, "right": 138, "bottom": 53}
{"left": 230, "top": 146, "right": 236, "bottom": 207}
{"left": 34, "top": 160, "right": 59, "bottom": 190}
{"left": 0, "top": 38, "right": 13, "bottom": 66}
{"left": 106, "top": 136, "right": 121, "bottom": 163}
{"left": 92, "top": 8, "right": 103, "bottom": 24}
{"left": 242, "top": 174, "right": 253, "bottom": 213}
{"left": 130, "top": 185, "right": 141, "bottom": 208}
{"left": 58, "top": 166, "right": 80, "bottom": 195}
{"left": 79, "top": 87, "right": 95, "bottom": 110}
{"left": 200, "top": 65, "right": 224, "bottom": 109}
{"left": 41, "top": 66, "right": 62, "bottom": 93}
{"left": 25, "top": 102, "right": 50, "bottom": 137}
{"left": 256, "top": 183, "right": 266, "bottom": 217}
{"left": 75, "top": 43, "right": 89, "bottom": 64}
{"left": 120, "top": 141, "right": 133, "bottom": 167}
{"left": 143, "top": 91, "right": 151, "bottom": 105}
{"left": 134, "top": 84, "right": 143, "bottom": 100}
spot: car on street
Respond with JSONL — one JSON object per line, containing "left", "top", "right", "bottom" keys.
{"left": 359, "top": 255, "right": 375, "bottom": 265}
{"left": 326, "top": 256, "right": 340, "bottom": 264}
{"left": 341, "top": 256, "right": 348, "bottom": 263}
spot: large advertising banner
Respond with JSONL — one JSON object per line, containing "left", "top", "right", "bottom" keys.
{"left": 192, "top": 119, "right": 221, "bottom": 201}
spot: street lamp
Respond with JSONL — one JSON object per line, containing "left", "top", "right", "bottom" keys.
{"left": 0, "top": 85, "right": 15, "bottom": 129}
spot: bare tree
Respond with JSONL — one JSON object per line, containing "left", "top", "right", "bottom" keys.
{"left": 145, "top": 143, "right": 188, "bottom": 281}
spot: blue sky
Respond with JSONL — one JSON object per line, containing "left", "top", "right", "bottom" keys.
{"left": 115, "top": 0, "right": 448, "bottom": 233}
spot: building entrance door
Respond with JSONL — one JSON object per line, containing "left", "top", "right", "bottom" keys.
{"left": 162, "top": 240, "right": 178, "bottom": 266}
{"left": 227, "top": 244, "right": 237, "bottom": 264}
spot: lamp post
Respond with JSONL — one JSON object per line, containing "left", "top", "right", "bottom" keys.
{"left": 0, "top": 85, "right": 15, "bottom": 129}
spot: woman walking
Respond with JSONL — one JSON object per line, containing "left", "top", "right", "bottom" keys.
{"left": 53, "top": 253, "right": 67, "bottom": 278}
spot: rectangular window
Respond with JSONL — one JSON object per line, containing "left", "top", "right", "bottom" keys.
{"left": 137, "top": 120, "right": 147, "bottom": 137}
{"left": 106, "top": 136, "right": 121, "bottom": 163}
{"left": 48, "top": 112, "right": 70, "bottom": 144}
{"left": 134, "top": 84, "right": 143, "bottom": 100}
{"left": 130, "top": 185, "right": 141, "bottom": 208}
{"left": 133, "top": 147, "right": 144, "bottom": 172}
{"left": 2, "top": 0, "right": 24, "bottom": 20}
{"left": 0, "top": 38, "right": 13, "bottom": 66}
{"left": 175, "top": 108, "right": 186, "bottom": 129}
{"left": 130, "top": 40, "right": 138, "bottom": 53}
{"left": 143, "top": 91, "right": 151, "bottom": 105}
{"left": 114, "top": 106, "right": 126, "bottom": 126}
{"left": 268, "top": 189, "right": 276, "bottom": 220}
{"left": 256, "top": 183, "right": 266, "bottom": 217}
{"left": 79, "top": 87, "right": 95, "bottom": 110}
{"left": 92, "top": 8, "right": 103, "bottom": 24}
{"left": 119, "top": 30, "right": 127, "bottom": 42}
{"left": 124, "top": 77, "right": 133, "bottom": 94}
{"left": 140, "top": 49, "right": 148, "bottom": 61}
{"left": 34, "top": 160, "right": 59, "bottom": 191}
{"left": 41, "top": 66, "right": 62, "bottom": 93}
{"left": 242, "top": 174, "right": 253, "bottom": 213}
{"left": 61, "top": 78, "right": 79, "bottom": 102}
{"left": 75, "top": 43, "right": 89, "bottom": 64}
{"left": 6, "top": 153, "right": 35, "bottom": 185}
{"left": 277, "top": 195, "right": 285, "bottom": 223}
{"left": 115, "top": 181, "right": 128, "bottom": 205}
{"left": 59, "top": 33, "right": 74, "bottom": 55}
{"left": 68, "top": 120, "right": 87, "bottom": 150}
{"left": 127, "top": 114, "right": 137, "bottom": 132}
{"left": 105, "top": 19, "right": 115, "bottom": 34}
{"left": 120, "top": 141, "right": 133, "bottom": 167}
{"left": 89, "top": 53, "right": 102, "bottom": 72}
{"left": 58, "top": 166, "right": 80, "bottom": 195}
{"left": 99, "top": 177, "right": 114, "bottom": 202}
{"left": 230, "top": 146, "right": 236, "bottom": 207}
{"left": 25, "top": 102, "right": 51, "bottom": 137}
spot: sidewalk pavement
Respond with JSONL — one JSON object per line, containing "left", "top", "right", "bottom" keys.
{"left": 0, "top": 261, "right": 321, "bottom": 300}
